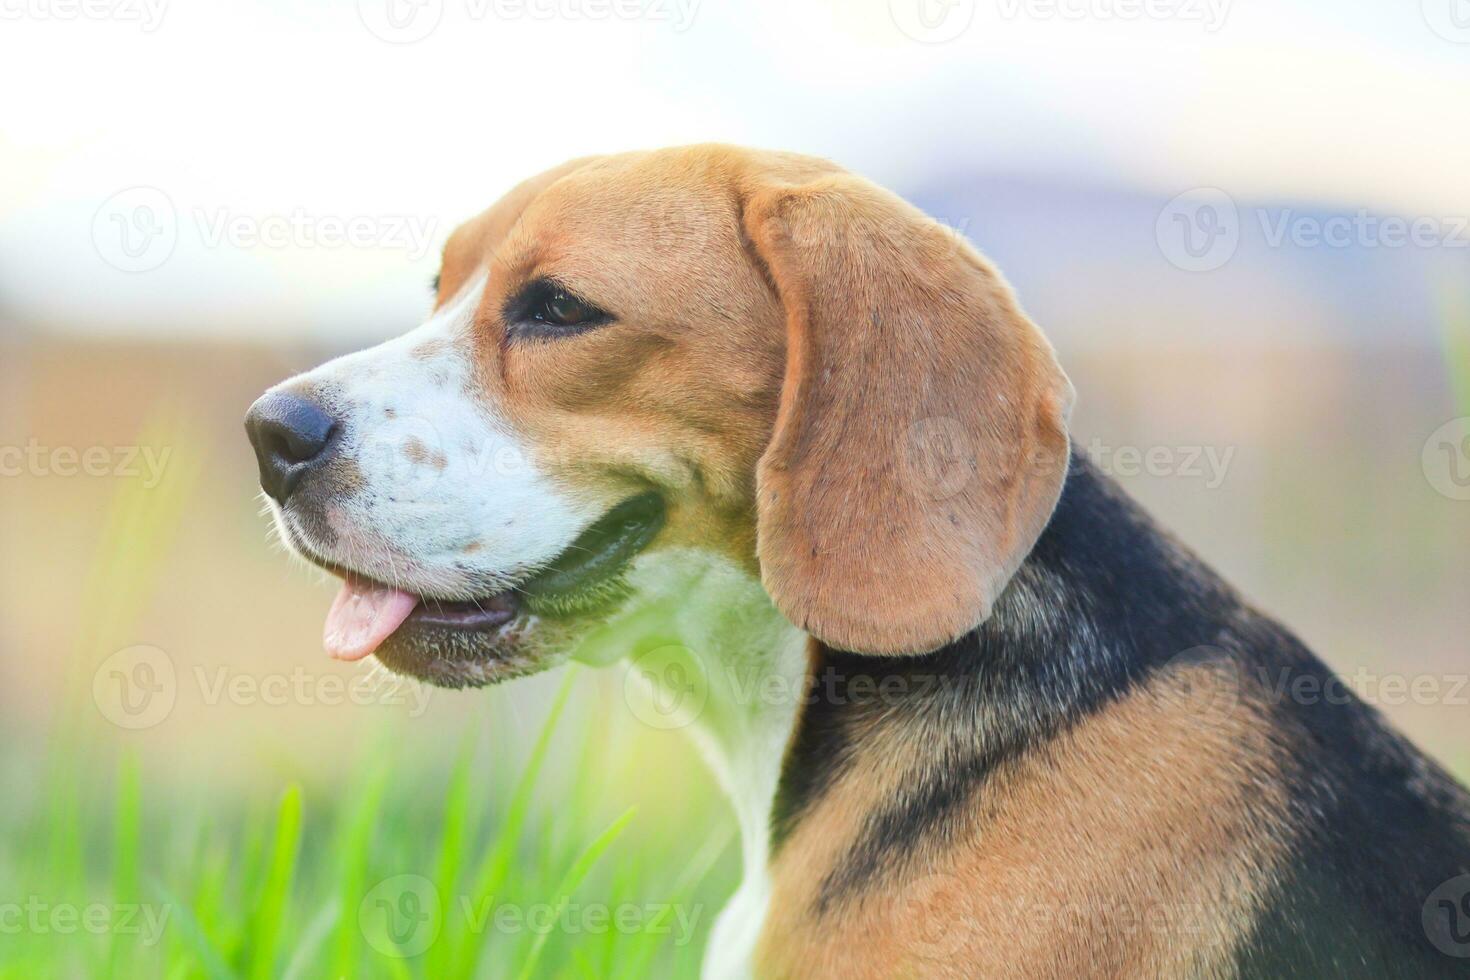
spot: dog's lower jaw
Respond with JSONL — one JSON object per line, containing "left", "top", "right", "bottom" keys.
{"left": 591, "top": 548, "right": 808, "bottom": 980}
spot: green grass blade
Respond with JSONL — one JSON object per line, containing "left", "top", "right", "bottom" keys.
{"left": 619, "top": 822, "right": 735, "bottom": 979}
{"left": 248, "top": 784, "right": 304, "bottom": 980}
{"left": 426, "top": 735, "right": 476, "bottom": 977}
{"left": 280, "top": 899, "right": 339, "bottom": 980}
{"left": 110, "top": 750, "right": 143, "bottom": 974}
{"left": 43, "top": 736, "right": 84, "bottom": 934}
{"left": 451, "top": 667, "right": 580, "bottom": 974}
{"left": 356, "top": 910, "right": 416, "bottom": 980}
{"left": 332, "top": 760, "right": 391, "bottom": 978}
{"left": 511, "top": 807, "right": 636, "bottom": 980}
{"left": 151, "top": 881, "right": 236, "bottom": 980}
{"left": 113, "top": 751, "right": 142, "bottom": 901}
{"left": 186, "top": 825, "right": 229, "bottom": 954}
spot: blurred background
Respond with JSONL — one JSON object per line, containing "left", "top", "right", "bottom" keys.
{"left": 2, "top": 0, "right": 1468, "bottom": 975}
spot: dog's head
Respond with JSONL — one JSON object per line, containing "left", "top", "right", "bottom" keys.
{"left": 245, "top": 145, "right": 1073, "bottom": 687}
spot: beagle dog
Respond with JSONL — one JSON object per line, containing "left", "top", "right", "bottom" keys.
{"left": 246, "top": 145, "right": 1470, "bottom": 978}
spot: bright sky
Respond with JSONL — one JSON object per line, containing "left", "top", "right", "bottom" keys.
{"left": 2, "top": 0, "right": 1467, "bottom": 338}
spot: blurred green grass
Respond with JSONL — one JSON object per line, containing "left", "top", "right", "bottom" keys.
{"left": 3, "top": 699, "right": 733, "bottom": 979}
{"left": 0, "top": 409, "right": 736, "bottom": 979}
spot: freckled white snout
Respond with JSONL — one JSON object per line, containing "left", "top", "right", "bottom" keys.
{"left": 250, "top": 270, "right": 599, "bottom": 673}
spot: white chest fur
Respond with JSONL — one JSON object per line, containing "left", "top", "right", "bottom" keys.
{"left": 577, "top": 549, "right": 808, "bottom": 980}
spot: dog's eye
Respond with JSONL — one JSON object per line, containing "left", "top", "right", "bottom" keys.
{"left": 505, "top": 279, "right": 612, "bottom": 337}
{"left": 538, "top": 290, "right": 598, "bottom": 327}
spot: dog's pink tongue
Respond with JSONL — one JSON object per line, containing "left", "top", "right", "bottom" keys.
{"left": 323, "top": 577, "right": 418, "bottom": 661}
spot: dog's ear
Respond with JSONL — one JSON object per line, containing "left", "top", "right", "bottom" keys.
{"left": 743, "top": 174, "right": 1074, "bottom": 655}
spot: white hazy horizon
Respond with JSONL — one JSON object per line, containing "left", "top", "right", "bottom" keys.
{"left": 2, "top": 0, "right": 1468, "bottom": 340}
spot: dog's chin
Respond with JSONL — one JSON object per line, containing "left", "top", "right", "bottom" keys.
{"left": 371, "top": 616, "right": 572, "bottom": 689}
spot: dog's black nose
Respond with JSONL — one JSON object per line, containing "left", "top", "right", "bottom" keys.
{"left": 244, "top": 391, "right": 337, "bottom": 503}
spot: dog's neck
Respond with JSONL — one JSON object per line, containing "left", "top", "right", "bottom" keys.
{"left": 595, "top": 547, "right": 807, "bottom": 979}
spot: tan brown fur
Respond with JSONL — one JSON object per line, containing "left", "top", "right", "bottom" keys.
{"left": 756, "top": 663, "right": 1295, "bottom": 979}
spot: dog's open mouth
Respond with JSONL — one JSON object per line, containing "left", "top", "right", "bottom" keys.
{"left": 322, "top": 493, "right": 665, "bottom": 663}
